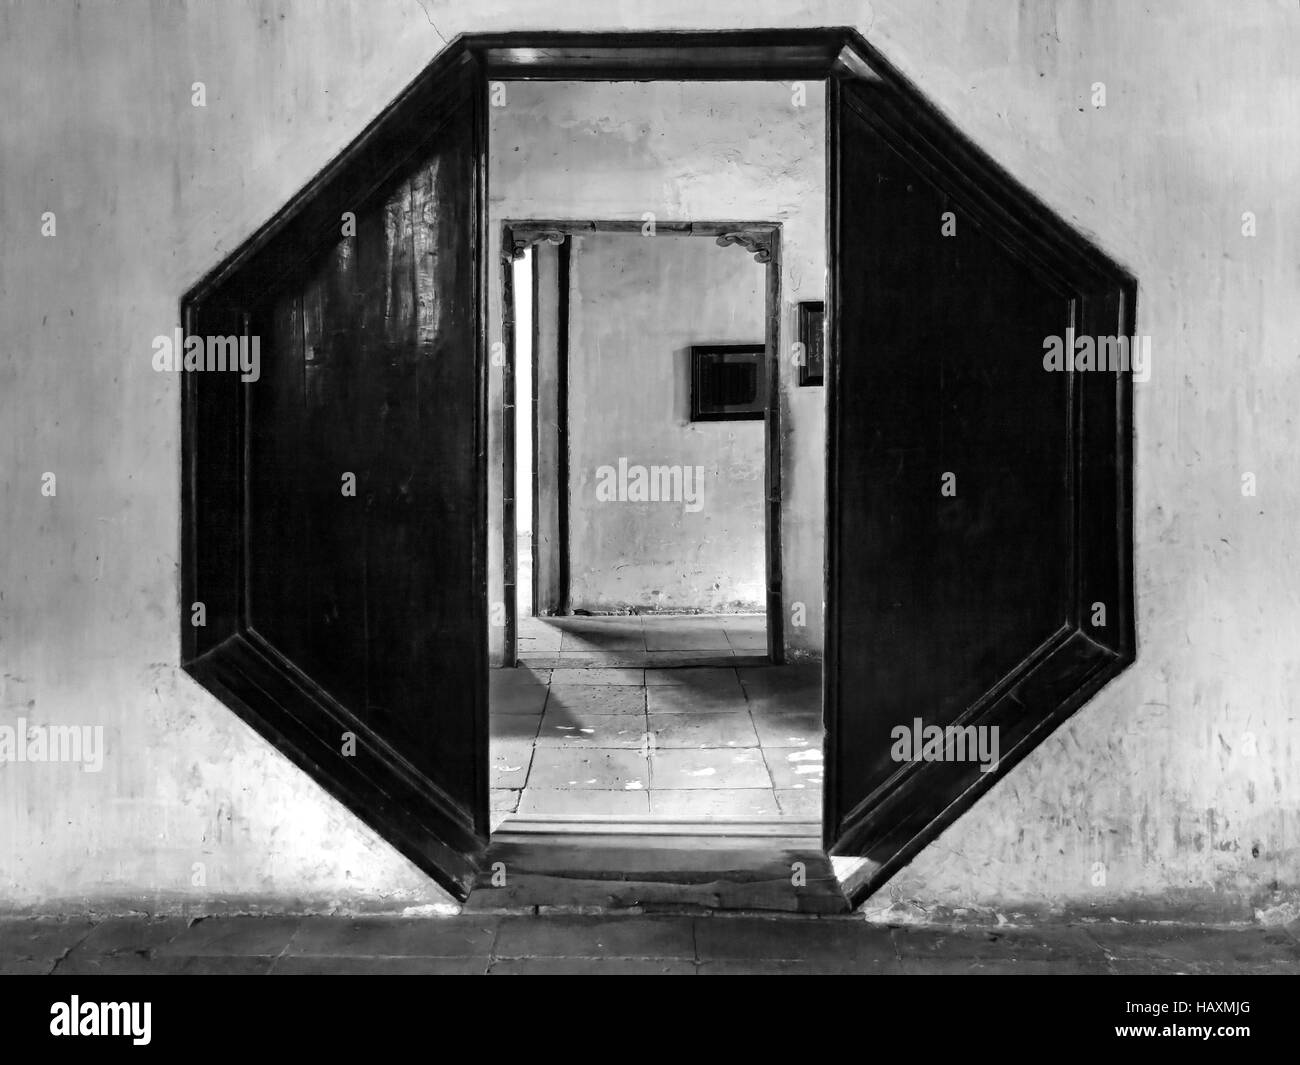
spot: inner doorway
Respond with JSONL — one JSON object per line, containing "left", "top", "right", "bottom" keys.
{"left": 500, "top": 219, "right": 789, "bottom": 666}
{"left": 493, "top": 211, "right": 822, "bottom": 829}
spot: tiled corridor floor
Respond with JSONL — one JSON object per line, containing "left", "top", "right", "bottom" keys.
{"left": 491, "top": 616, "right": 822, "bottom": 825}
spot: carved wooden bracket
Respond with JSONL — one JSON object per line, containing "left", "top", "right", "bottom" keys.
{"left": 715, "top": 230, "right": 774, "bottom": 264}
{"left": 507, "top": 229, "right": 567, "bottom": 260}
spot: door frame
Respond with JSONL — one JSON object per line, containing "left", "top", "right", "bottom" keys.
{"left": 179, "top": 28, "right": 1134, "bottom": 906}
{"left": 498, "top": 218, "right": 785, "bottom": 665}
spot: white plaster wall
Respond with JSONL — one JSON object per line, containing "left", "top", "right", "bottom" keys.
{"left": 566, "top": 232, "right": 767, "bottom": 613}
{"left": 488, "top": 80, "right": 827, "bottom": 653}
{"left": 1, "top": 0, "right": 1297, "bottom": 918}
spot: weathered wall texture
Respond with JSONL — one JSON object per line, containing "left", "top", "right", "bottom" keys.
{"left": 1, "top": 0, "right": 1297, "bottom": 919}
{"left": 565, "top": 232, "right": 767, "bottom": 613}
{"left": 488, "top": 80, "right": 827, "bottom": 654}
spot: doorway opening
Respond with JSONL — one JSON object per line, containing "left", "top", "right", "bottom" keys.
{"left": 501, "top": 220, "right": 788, "bottom": 666}
{"left": 179, "top": 29, "right": 1135, "bottom": 911}
{"left": 492, "top": 212, "right": 823, "bottom": 843}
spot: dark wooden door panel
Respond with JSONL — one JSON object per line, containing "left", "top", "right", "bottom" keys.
{"left": 186, "top": 49, "right": 488, "bottom": 898}
{"left": 834, "top": 98, "right": 1074, "bottom": 797}
{"left": 826, "top": 65, "right": 1134, "bottom": 903}
{"left": 247, "top": 87, "right": 481, "bottom": 802}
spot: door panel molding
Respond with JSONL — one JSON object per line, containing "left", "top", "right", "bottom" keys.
{"left": 825, "top": 38, "right": 1135, "bottom": 906}
{"left": 181, "top": 46, "right": 490, "bottom": 900}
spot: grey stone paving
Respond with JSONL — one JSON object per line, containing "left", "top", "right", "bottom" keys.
{"left": 494, "top": 616, "right": 824, "bottom": 825}
{"left": 3, "top": 915, "right": 1298, "bottom": 974}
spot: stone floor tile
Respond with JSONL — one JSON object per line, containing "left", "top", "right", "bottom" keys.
{"left": 492, "top": 663, "right": 553, "bottom": 683}
{"left": 771, "top": 787, "right": 822, "bottom": 818}
{"left": 489, "top": 958, "right": 696, "bottom": 975}
{"left": 642, "top": 614, "right": 733, "bottom": 628}
{"left": 645, "top": 627, "right": 731, "bottom": 651}
{"left": 560, "top": 628, "right": 646, "bottom": 652}
{"left": 536, "top": 713, "right": 647, "bottom": 748}
{"left": 517, "top": 788, "right": 651, "bottom": 816}
{"left": 272, "top": 956, "right": 490, "bottom": 975}
{"left": 699, "top": 957, "right": 897, "bottom": 974}
{"left": 549, "top": 651, "right": 655, "bottom": 667}
{"left": 491, "top": 788, "right": 521, "bottom": 813}
{"left": 649, "top": 788, "right": 781, "bottom": 817}
{"left": 896, "top": 957, "right": 1109, "bottom": 974}
{"left": 286, "top": 917, "right": 499, "bottom": 958}
{"left": 545, "top": 684, "right": 647, "bottom": 717}
{"left": 156, "top": 917, "right": 302, "bottom": 958}
{"left": 718, "top": 614, "right": 765, "bottom": 632}
{"left": 0, "top": 960, "right": 57, "bottom": 974}
{"left": 516, "top": 637, "right": 562, "bottom": 654}
{"left": 518, "top": 617, "right": 562, "bottom": 636}
{"left": 66, "top": 917, "right": 188, "bottom": 957}
{"left": 725, "top": 630, "right": 769, "bottom": 650}
{"left": 549, "top": 616, "right": 644, "bottom": 631}
{"left": 490, "top": 739, "right": 534, "bottom": 789}
{"left": 493, "top": 916, "right": 696, "bottom": 959}
{"left": 646, "top": 685, "right": 749, "bottom": 715}
{"left": 517, "top": 635, "right": 563, "bottom": 654}
{"left": 526, "top": 747, "right": 650, "bottom": 791}
{"left": 891, "top": 926, "right": 1107, "bottom": 964}
{"left": 763, "top": 747, "right": 824, "bottom": 789}
{"left": 548, "top": 668, "right": 644, "bottom": 687}
{"left": 751, "top": 711, "right": 823, "bottom": 748}
{"left": 642, "top": 651, "right": 736, "bottom": 667}
{"left": 55, "top": 954, "right": 275, "bottom": 975}
{"left": 492, "top": 688, "right": 554, "bottom": 714}
{"left": 650, "top": 748, "right": 772, "bottom": 790}
{"left": 489, "top": 669, "right": 550, "bottom": 715}
{"left": 643, "top": 667, "right": 741, "bottom": 688}
{"left": 744, "top": 688, "right": 821, "bottom": 716}
{"left": 517, "top": 620, "right": 563, "bottom": 638}
{"left": 648, "top": 712, "right": 759, "bottom": 748}
{"left": 1082, "top": 924, "right": 1300, "bottom": 966}
{"left": 515, "top": 655, "right": 566, "bottom": 668}
{"left": 0, "top": 918, "right": 94, "bottom": 965}
{"left": 1104, "top": 959, "right": 1290, "bottom": 974}
{"left": 738, "top": 665, "right": 822, "bottom": 698}
{"left": 490, "top": 713, "right": 542, "bottom": 742}
{"left": 695, "top": 916, "right": 895, "bottom": 963}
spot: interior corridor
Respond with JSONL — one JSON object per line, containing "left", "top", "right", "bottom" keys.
{"left": 490, "top": 616, "right": 822, "bottom": 828}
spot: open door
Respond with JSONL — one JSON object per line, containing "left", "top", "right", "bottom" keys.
{"left": 181, "top": 47, "right": 488, "bottom": 899}
{"left": 177, "top": 28, "right": 1134, "bottom": 909}
{"left": 824, "top": 50, "right": 1135, "bottom": 905}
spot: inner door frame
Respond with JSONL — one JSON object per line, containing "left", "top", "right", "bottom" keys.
{"left": 498, "top": 218, "right": 785, "bottom": 665}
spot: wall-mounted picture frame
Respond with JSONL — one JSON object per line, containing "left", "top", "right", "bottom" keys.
{"left": 797, "top": 300, "right": 825, "bottom": 386}
{"left": 690, "top": 343, "right": 767, "bottom": 421}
